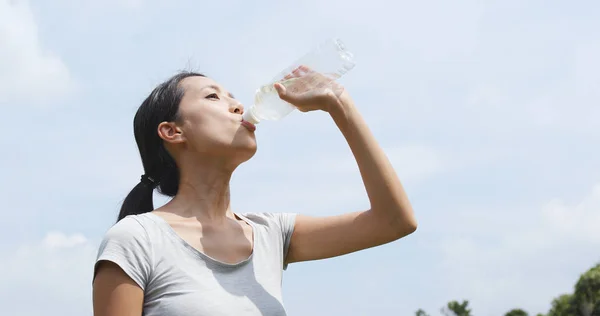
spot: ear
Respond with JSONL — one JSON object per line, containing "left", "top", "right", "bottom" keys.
{"left": 157, "top": 121, "right": 185, "bottom": 144}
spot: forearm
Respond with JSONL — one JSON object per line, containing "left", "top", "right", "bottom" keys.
{"left": 329, "top": 98, "right": 417, "bottom": 232}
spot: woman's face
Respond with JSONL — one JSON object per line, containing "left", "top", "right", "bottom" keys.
{"left": 166, "top": 76, "right": 257, "bottom": 164}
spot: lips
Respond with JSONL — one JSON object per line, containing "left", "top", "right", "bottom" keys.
{"left": 241, "top": 119, "right": 256, "bottom": 132}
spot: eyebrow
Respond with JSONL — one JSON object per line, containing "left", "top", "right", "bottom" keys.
{"left": 202, "top": 84, "right": 235, "bottom": 99}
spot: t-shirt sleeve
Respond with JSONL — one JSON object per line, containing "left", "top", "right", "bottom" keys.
{"left": 93, "top": 216, "right": 152, "bottom": 290}
{"left": 273, "top": 212, "right": 297, "bottom": 270}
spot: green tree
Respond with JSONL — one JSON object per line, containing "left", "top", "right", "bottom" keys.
{"left": 505, "top": 308, "right": 528, "bottom": 316}
{"left": 573, "top": 263, "right": 600, "bottom": 316}
{"left": 547, "top": 294, "right": 575, "bottom": 316}
{"left": 441, "top": 300, "right": 472, "bottom": 316}
{"left": 593, "top": 302, "right": 600, "bottom": 316}
{"left": 415, "top": 309, "right": 430, "bottom": 316}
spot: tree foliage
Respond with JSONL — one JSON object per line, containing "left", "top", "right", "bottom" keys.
{"left": 546, "top": 294, "right": 575, "bottom": 316}
{"left": 415, "top": 309, "right": 430, "bottom": 316}
{"left": 505, "top": 308, "right": 529, "bottom": 316}
{"left": 573, "top": 263, "right": 600, "bottom": 316}
{"left": 441, "top": 300, "right": 472, "bottom": 316}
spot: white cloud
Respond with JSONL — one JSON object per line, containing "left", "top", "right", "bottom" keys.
{"left": 435, "top": 184, "right": 600, "bottom": 315}
{"left": 42, "top": 231, "right": 89, "bottom": 249}
{"left": 0, "top": 0, "right": 74, "bottom": 105}
{"left": 541, "top": 185, "right": 600, "bottom": 244}
{"left": 0, "top": 232, "right": 97, "bottom": 316}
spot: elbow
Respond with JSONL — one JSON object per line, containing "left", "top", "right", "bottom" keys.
{"left": 379, "top": 198, "right": 417, "bottom": 239}
{"left": 397, "top": 218, "right": 417, "bottom": 238}
{"left": 372, "top": 205, "right": 417, "bottom": 240}
{"left": 390, "top": 212, "right": 417, "bottom": 239}
{"left": 406, "top": 219, "right": 418, "bottom": 234}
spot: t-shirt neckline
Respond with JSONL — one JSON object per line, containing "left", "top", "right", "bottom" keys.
{"left": 144, "top": 212, "right": 256, "bottom": 269}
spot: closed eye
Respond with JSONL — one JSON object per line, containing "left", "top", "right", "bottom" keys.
{"left": 206, "top": 93, "right": 220, "bottom": 100}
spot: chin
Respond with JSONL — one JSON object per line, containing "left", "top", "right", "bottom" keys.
{"left": 232, "top": 139, "right": 257, "bottom": 160}
{"left": 241, "top": 142, "right": 258, "bottom": 159}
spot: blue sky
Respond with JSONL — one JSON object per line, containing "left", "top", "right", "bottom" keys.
{"left": 1, "top": 0, "right": 599, "bottom": 315}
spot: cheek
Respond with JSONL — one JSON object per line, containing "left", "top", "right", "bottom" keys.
{"left": 186, "top": 115, "right": 238, "bottom": 149}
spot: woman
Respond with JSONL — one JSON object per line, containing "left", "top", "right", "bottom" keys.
{"left": 92, "top": 67, "right": 417, "bottom": 316}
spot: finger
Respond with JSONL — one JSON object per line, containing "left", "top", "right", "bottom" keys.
{"left": 293, "top": 66, "right": 312, "bottom": 78}
{"left": 274, "top": 82, "right": 306, "bottom": 105}
{"left": 283, "top": 66, "right": 300, "bottom": 80}
{"left": 291, "top": 68, "right": 302, "bottom": 78}
{"left": 299, "top": 65, "right": 314, "bottom": 74}
{"left": 297, "top": 66, "right": 308, "bottom": 76}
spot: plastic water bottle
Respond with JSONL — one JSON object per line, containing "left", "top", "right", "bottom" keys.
{"left": 242, "top": 38, "right": 356, "bottom": 124}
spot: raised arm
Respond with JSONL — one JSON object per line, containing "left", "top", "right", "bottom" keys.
{"left": 273, "top": 68, "right": 417, "bottom": 264}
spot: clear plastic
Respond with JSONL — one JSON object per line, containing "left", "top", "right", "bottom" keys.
{"left": 242, "top": 38, "right": 356, "bottom": 124}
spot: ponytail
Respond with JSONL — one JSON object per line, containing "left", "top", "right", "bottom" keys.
{"left": 117, "top": 175, "right": 156, "bottom": 222}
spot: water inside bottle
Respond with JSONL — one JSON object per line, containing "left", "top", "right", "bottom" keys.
{"left": 251, "top": 78, "right": 298, "bottom": 121}
{"left": 251, "top": 72, "right": 343, "bottom": 121}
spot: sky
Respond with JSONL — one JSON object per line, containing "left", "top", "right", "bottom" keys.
{"left": 1, "top": 0, "right": 599, "bottom": 315}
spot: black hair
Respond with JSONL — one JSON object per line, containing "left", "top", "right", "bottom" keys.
{"left": 117, "top": 71, "right": 205, "bottom": 222}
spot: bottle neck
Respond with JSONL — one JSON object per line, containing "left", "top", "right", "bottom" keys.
{"left": 242, "top": 106, "right": 260, "bottom": 124}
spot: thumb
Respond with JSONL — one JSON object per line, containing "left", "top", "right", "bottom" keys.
{"left": 274, "top": 82, "right": 307, "bottom": 107}
{"left": 274, "top": 82, "right": 290, "bottom": 101}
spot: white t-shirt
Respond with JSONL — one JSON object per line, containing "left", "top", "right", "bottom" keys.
{"left": 94, "top": 212, "right": 297, "bottom": 316}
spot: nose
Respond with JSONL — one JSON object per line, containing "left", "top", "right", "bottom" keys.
{"left": 230, "top": 101, "right": 244, "bottom": 115}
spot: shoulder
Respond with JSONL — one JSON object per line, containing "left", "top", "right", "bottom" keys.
{"left": 96, "top": 214, "right": 157, "bottom": 260}
{"left": 241, "top": 212, "right": 297, "bottom": 269}
{"left": 101, "top": 215, "right": 150, "bottom": 244}
{"left": 240, "top": 212, "right": 297, "bottom": 243}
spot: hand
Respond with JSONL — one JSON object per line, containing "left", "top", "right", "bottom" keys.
{"left": 273, "top": 65, "right": 351, "bottom": 113}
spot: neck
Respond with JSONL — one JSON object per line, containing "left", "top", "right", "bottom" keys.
{"left": 166, "top": 156, "right": 237, "bottom": 222}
